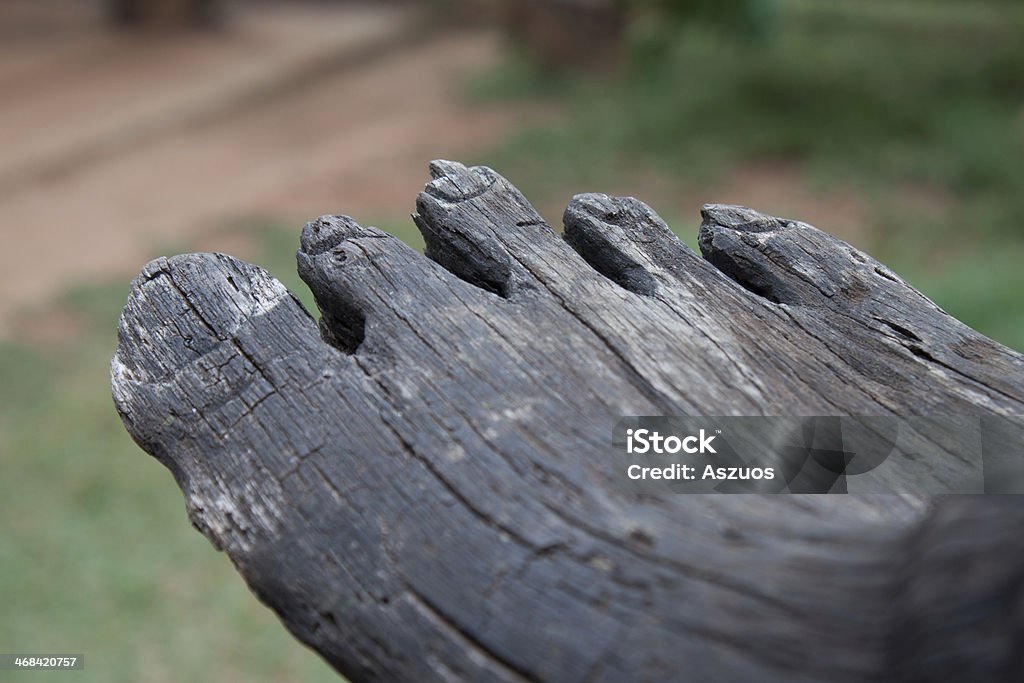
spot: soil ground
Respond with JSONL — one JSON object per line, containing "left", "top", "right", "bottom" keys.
{"left": 0, "top": 0, "right": 526, "bottom": 337}
{"left": 0, "top": 1, "right": 921, "bottom": 340}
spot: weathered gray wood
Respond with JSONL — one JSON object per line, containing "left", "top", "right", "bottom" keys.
{"left": 111, "top": 161, "right": 1024, "bottom": 682}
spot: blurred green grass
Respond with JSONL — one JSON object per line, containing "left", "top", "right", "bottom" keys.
{"left": 0, "top": 219, "right": 422, "bottom": 683}
{"left": 469, "top": 0, "right": 1024, "bottom": 351}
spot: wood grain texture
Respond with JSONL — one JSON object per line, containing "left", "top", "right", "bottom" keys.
{"left": 112, "top": 161, "right": 1024, "bottom": 682}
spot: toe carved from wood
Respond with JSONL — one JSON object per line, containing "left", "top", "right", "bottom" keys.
{"left": 112, "top": 161, "right": 1024, "bottom": 683}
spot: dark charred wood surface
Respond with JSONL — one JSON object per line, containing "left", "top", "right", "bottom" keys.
{"left": 112, "top": 161, "right": 1024, "bottom": 682}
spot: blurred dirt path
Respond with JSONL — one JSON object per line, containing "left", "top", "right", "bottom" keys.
{"left": 0, "top": 1, "right": 522, "bottom": 337}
